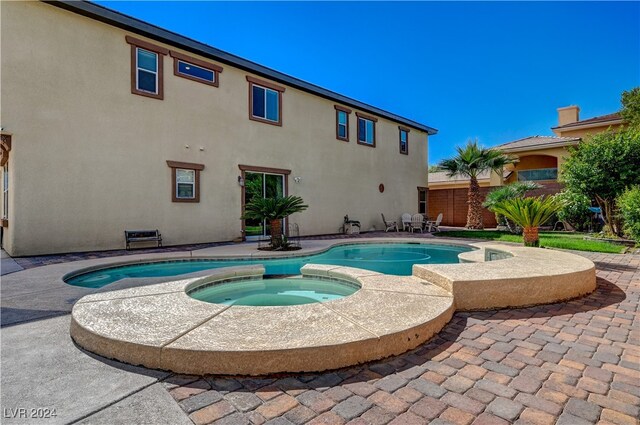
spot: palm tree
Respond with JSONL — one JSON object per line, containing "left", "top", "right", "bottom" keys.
{"left": 490, "top": 196, "right": 565, "bottom": 246}
{"left": 242, "top": 195, "right": 308, "bottom": 249}
{"left": 438, "top": 140, "right": 516, "bottom": 229}
{"left": 483, "top": 181, "right": 541, "bottom": 233}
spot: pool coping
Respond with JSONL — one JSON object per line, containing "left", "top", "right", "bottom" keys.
{"left": 69, "top": 241, "right": 596, "bottom": 375}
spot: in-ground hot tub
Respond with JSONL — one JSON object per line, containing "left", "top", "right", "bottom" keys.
{"left": 188, "top": 276, "right": 360, "bottom": 306}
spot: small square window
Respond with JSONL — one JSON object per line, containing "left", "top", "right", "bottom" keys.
{"left": 247, "top": 76, "right": 285, "bottom": 126}
{"left": 357, "top": 116, "right": 375, "bottom": 146}
{"left": 176, "top": 169, "right": 195, "bottom": 199}
{"left": 252, "top": 85, "right": 279, "bottom": 122}
{"left": 167, "top": 161, "right": 204, "bottom": 203}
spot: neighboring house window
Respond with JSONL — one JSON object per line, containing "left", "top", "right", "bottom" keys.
{"left": 169, "top": 51, "right": 223, "bottom": 87}
{"left": 126, "top": 36, "right": 169, "bottom": 99}
{"left": 356, "top": 112, "right": 377, "bottom": 147}
{"left": 399, "top": 127, "right": 410, "bottom": 155}
{"left": 418, "top": 187, "right": 427, "bottom": 215}
{"left": 334, "top": 105, "right": 351, "bottom": 141}
{"left": 246, "top": 76, "right": 285, "bottom": 126}
{"left": 517, "top": 168, "right": 558, "bottom": 181}
{"left": 166, "top": 161, "right": 204, "bottom": 203}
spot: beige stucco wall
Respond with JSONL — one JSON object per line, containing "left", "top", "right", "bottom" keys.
{"left": 553, "top": 122, "right": 625, "bottom": 139}
{"left": 1, "top": 2, "right": 430, "bottom": 256}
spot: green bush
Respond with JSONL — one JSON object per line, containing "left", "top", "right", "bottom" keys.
{"left": 556, "top": 190, "right": 592, "bottom": 231}
{"left": 618, "top": 186, "right": 640, "bottom": 242}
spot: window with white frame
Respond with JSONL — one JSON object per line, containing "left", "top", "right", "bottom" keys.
{"left": 166, "top": 160, "right": 204, "bottom": 203}
{"left": 246, "top": 76, "right": 285, "bottom": 126}
{"left": 399, "top": 128, "right": 409, "bottom": 154}
{"left": 176, "top": 169, "right": 196, "bottom": 199}
{"left": 177, "top": 60, "right": 215, "bottom": 84}
{"left": 252, "top": 85, "right": 280, "bottom": 122}
{"left": 357, "top": 116, "right": 375, "bottom": 146}
{"left": 136, "top": 48, "right": 159, "bottom": 94}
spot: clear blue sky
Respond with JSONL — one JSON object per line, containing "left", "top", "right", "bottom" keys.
{"left": 98, "top": 1, "right": 639, "bottom": 164}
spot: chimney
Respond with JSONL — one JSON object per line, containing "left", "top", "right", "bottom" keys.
{"left": 557, "top": 105, "right": 580, "bottom": 126}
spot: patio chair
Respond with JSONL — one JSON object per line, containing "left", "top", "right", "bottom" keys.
{"left": 401, "top": 213, "right": 412, "bottom": 231}
{"left": 426, "top": 213, "right": 443, "bottom": 232}
{"left": 410, "top": 213, "right": 425, "bottom": 233}
{"left": 381, "top": 214, "right": 398, "bottom": 232}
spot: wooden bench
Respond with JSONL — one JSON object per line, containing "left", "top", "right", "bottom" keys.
{"left": 124, "top": 230, "right": 162, "bottom": 250}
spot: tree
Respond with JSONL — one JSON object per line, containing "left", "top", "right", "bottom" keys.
{"left": 428, "top": 165, "right": 442, "bottom": 173}
{"left": 438, "top": 140, "right": 516, "bottom": 229}
{"left": 490, "top": 196, "right": 565, "bottom": 247}
{"left": 242, "top": 196, "right": 308, "bottom": 249}
{"left": 618, "top": 186, "right": 640, "bottom": 242}
{"left": 483, "top": 181, "right": 541, "bottom": 233}
{"left": 561, "top": 126, "right": 640, "bottom": 236}
{"left": 621, "top": 86, "right": 640, "bottom": 127}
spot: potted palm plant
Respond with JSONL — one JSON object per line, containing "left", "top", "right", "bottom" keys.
{"left": 242, "top": 195, "right": 308, "bottom": 250}
{"left": 483, "top": 181, "right": 541, "bottom": 233}
{"left": 490, "top": 196, "right": 565, "bottom": 247}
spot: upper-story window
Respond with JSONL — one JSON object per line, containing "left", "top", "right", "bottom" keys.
{"left": 126, "top": 36, "right": 169, "bottom": 100}
{"left": 356, "top": 112, "right": 377, "bottom": 147}
{"left": 399, "top": 127, "right": 409, "bottom": 155}
{"left": 246, "top": 76, "right": 285, "bottom": 126}
{"left": 137, "top": 49, "right": 158, "bottom": 93}
{"left": 170, "top": 51, "right": 223, "bottom": 87}
{"left": 334, "top": 105, "right": 351, "bottom": 141}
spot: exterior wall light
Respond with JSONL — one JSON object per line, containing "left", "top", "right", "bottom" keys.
{"left": 237, "top": 176, "right": 245, "bottom": 186}
{"left": 294, "top": 177, "right": 302, "bottom": 184}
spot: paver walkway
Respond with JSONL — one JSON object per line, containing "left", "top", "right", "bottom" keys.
{"left": 1, "top": 236, "right": 638, "bottom": 424}
{"left": 164, "top": 251, "right": 639, "bottom": 425}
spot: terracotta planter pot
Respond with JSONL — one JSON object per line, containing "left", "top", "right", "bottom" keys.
{"left": 523, "top": 226, "right": 539, "bottom": 247}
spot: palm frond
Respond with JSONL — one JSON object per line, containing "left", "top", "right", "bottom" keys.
{"left": 490, "top": 196, "right": 565, "bottom": 228}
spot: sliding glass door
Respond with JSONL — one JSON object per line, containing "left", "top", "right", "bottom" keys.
{"left": 243, "top": 171, "right": 285, "bottom": 240}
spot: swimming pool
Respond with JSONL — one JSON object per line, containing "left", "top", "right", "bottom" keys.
{"left": 64, "top": 243, "right": 472, "bottom": 288}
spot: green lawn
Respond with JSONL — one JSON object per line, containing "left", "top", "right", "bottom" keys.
{"left": 433, "top": 230, "right": 626, "bottom": 254}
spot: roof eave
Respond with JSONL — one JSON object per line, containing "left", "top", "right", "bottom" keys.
{"left": 551, "top": 119, "right": 625, "bottom": 132}
{"left": 45, "top": 0, "right": 438, "bottom": 135}
{"left": 500, "top": 140, "right": 581, "bottom": 153}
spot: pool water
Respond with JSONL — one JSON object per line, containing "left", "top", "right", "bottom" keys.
{"left": 189, "top": 277, "right": 359, "bottom": 306}
{"left": 65, "top": 243, "right": 471, "bottom": 288}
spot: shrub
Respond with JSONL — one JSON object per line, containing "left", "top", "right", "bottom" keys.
{"left": 483, "top": 181, "right": 541, "bottom": 233}
{"left": 618, "top": 186, "right": 640, "bottom": 242}
{"left": 490, "top": 196, "right": 565, "bottom": 247}
{"left": 556, "top": 190, "right": 593, "bottom": 231}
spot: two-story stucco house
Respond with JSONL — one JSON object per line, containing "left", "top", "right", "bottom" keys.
{"left": 0, "top": 1, "right": 437, "bottom": 256}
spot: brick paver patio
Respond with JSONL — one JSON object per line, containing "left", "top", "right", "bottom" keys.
{"left": 163, "top": 251, "right": 639, "bottom": 425}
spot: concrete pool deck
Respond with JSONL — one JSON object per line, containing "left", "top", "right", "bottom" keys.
{"left": 68, "top": 241, "right": 594, "bottom": 375}
{"left": 1, "top": 234, "right": 638, "bottom": 424}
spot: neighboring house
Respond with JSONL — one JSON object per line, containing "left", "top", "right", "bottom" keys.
{"left": 0, "top": 1, "right": 436, "bottom": 256}
{"left": 428, "top": 106, "right": 626, "bottom": 227}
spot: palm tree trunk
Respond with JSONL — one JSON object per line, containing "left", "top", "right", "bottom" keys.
{"left": 466, "top": 176, "right": 484, "bottom": 229}
{"left": 270, "top": 219, "right": 283, "bottom": 248}
{"left": 523, "top": 226, "right": 539, "bottom": 247}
